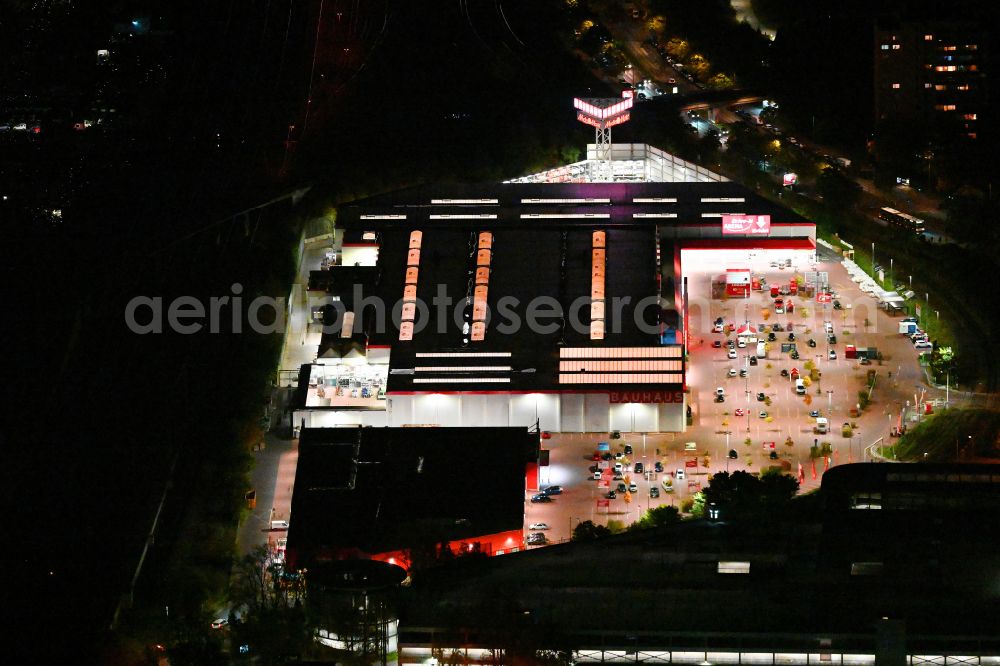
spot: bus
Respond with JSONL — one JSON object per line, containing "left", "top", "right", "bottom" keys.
{"left": 879, "top": 207, "right": 925, "bottom": 235}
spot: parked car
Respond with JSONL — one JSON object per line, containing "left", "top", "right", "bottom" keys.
{"left": 790, "top": 350, "right": 800, "bottom": 360}
{"left": 654, "top": 461, "right": 663, "bottom": 473}
{"left": 629, "top": 483, "right": 638, "bottom": 493}
{"left": 530, "top": 494, "right": 552, "bottom": 503}
{"left": 780, "top": 369, "right": 789, "bottom": 377}
{"left": 634, "top": 462, "right": 644, "bottom": 474}
{"left": 749, "top": 356, "right": 758, "bottom": 366}
{"left": 759, "top": 411, "right": 769, "bottom": 419}
{"left": 614, "top": 462, "right": 624, "bottom": 472}
{"left": 734, "top": 408, "right": 745, "bottom": 416}
{"left": 728, "top": 449, "right": 738, "bottom": 459}
{"left": 728, "top": 349, "right": 738, "bottom": 359}
{"left": 650, "top": 486, "right": 660, "bottom": 498}
{"left": 211, "top": 619, "right": 229, "bottom": 630}
{"left": 914, "top": 340, "right": 933, "bottom": 349}
{"left": 540, "top": 485, "right": 562, "bottom": 495}
{"left": 607, "top": 490, "right": 617, "bottom": 499}
{"left": 828, "top": 349, "right": 837, "bottom": 360}
{"left": 618, "top": 482, "right": 628, "bottom": 493}
{"left": 809, "top": 410, "right": 820, "bottom": 418}
{"left": 715, "top": 395, "right": 725, "bottom": 403}
{"left": 828, "top": 334, "right": 837, "bottom": 344}
{"left": 624, "top": 444, "right": 633, "bottom": 455}
{"left": 808, "top": 338, "right": 816, "bottom": 347}
{"left": 712, "top": 340, "right": 722, "bottom": 348}
{"left": 728, "top": 368, "right": 737, "bottom": 377}
{"left": 739, "top": 369, "right": 748, "bottom": 377}
{"left": 757, "top": 392, "right": 766, "bottom": 401}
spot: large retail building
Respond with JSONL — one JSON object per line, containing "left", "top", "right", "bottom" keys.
{"left": 293, "top": 144, "right": 815, "bottom": 433}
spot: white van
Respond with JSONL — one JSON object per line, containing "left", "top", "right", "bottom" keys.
{"left": 815, "top": 417, "right": 829, "bottom": 434}
{"left": 795, "top": 379, "right": 806, "bottom": 395}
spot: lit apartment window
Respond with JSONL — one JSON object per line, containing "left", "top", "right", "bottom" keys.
{"left": 966, "top": 44, "right": 978, "bottom": 50}
{"left": 880, "top": 44, "right": 889, "bottom": 51}
{"left": 935, "top": 65, "right": 957, "bottom": 72}
{"left": 967, "top": 133, "right": 977, "bottom": 139}
{"left": 924, "top": 83, "right": 932, "bottom": 89}
{"left": 892, "top": 44, "right": 901, "bottom": 50}
{"left": 924, "top": 34, "right": 933, "bottom": 41}
{"left": 957, "top": 84, "right": 970, "bottom": 91}
{"left": 934, "top": 84, "right": 947, "bottom": 91}
{"left": 963, "top": 114, "right": 977, "bottom": 120}
{"left": 942, "top": 45, "right": 957, "bottom": 51}
{"left": 718, "top": 561, "right": 751, "bottom": 574}
{"left": 851, "top": 562, "right": 884, "bottom": 576}
{"left": 935, "top": 104, "right": 957, "bottom": 111}
{"left": 891, "top": 83, "right": 901, "bottom": 89}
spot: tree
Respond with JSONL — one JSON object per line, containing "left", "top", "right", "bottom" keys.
{"left": 646, "top": 15, "right": 667, "bottom": 37}
{"left": 700, "top": 470, "right": 799, "bottom": 517}
{"left": 571, "top": 520, "right": 610, "bottom": 541}
{"left": 665, "top": 37, "right": 690, "bottom": 60}
{"left": 686, "top": 53, "right": 710, "bottom": 77}
{"left": 708, "top": 72, "right": 735, "bottom": 89}
{"left": 630, "top": 505, "right": 681, "bottom": 530}
{"left": 607, "top": 519, "right": 626, "bottom": 534}
{"left": 758, "top": 467, "right": 799, "bottom": 506}
{"left": 816, "top": 167, "right": 862, "bottom": 210}
{"left": 229, "top": 545, "right": 310, "bottom": 661}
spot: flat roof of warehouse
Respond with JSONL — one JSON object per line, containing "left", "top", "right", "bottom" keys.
{"left": 330, "top": 181, "right": 813, "bottom": 393}
{"left": 337, "top": 181, "right": 811, "bottom": 228}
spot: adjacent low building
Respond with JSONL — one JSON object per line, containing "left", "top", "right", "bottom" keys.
{"left": 286, "top": 426, "right": 536, "bottom": 571}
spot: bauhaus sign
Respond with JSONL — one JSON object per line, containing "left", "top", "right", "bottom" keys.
{"left": 609, "top": 390, "right": 684, "bottom": 404}
{"left": 722, "top": 214, "right": 771, "bottom": 235}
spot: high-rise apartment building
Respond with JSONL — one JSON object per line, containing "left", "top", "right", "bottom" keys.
{"left": 875, "top": 21, "right": 986, "bottom": 140}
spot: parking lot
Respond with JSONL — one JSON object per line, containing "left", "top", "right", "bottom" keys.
{"left": 522, "top": 250, "right": 947, "bottom": 546}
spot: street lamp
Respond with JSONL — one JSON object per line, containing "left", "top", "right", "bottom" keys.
{"left": 871, "top": 242, "right": 875, "bottom": 276}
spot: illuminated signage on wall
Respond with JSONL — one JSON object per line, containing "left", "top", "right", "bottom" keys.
{"left": 721, "top": 214, "right": 771, "bottom": 235}
{"left": 609, "top": 390, "right": 684, "bottom": 404}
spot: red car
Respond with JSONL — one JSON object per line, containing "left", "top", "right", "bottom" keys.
{"left": 734, "top": 408, "right": 745, "bottom": 417}
{"left": 591, "top": 452, "right": 602, "bottom": 461}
